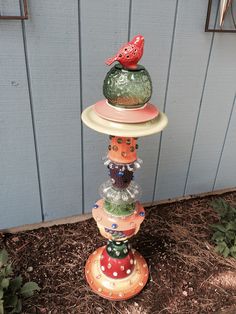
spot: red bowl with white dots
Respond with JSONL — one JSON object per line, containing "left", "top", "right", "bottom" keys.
{"left": 85, "top": 246, "right": 149, "bottom": 301}
{"left": 100, "top": 246, "right": 134, "bottom": 279}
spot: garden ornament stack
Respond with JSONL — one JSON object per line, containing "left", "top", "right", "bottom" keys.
{"left": 81, "top": 35, "right": 168, "bottom": 300}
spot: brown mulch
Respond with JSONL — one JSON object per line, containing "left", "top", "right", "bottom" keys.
{"left": 1, "top": 192, "right": 236, "bottom": 313}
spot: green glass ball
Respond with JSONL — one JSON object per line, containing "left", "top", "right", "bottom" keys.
{"left": 103, "top": 64, "right": 152, "bottom": 108}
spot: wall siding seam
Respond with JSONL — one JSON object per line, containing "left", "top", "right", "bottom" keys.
{"left": 212, "top": 93, "right": 236, "bottom": 190}
{"left": 183, "top": 35, "right": 215, "bottom": 196}
{"left": 78, "top": 0, "right": 85, "bottom": 215}
{"left": 152, "top": 0, "right": 179, "bottom": 202}
{"left": 20, "top": 7, "right": 45, "bottom": 222}
{"left": 127, "top": 0, "right": 133, "bottom": 41}
{"left": 183, "top": 3, "right": 219, "bottom": 196}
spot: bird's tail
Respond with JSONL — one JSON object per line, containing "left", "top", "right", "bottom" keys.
{"left": 105, "top": 56, "right": 117, "bottom": 66}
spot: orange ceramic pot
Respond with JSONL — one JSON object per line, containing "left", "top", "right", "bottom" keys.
{"left": 93, "top": 199, "right": 145, "bottom": 241}
{"left": 108, "top": 136, "right": 138, "bottom": 164}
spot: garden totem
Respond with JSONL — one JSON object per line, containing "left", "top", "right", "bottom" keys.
{"left": 81, "top": 35, "right": 168, "bottom": 300}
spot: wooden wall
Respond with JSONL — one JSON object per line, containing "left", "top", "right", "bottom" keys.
{"left": 0, "top": 0, "right": 236, "bottom": 229}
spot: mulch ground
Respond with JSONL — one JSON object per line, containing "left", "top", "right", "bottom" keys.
{"left": 1, "top": 191, "right": 236, "bottom": 314}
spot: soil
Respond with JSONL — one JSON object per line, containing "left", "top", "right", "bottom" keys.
{"left": 1, "top": 191, "right": 236, "bottom": 314}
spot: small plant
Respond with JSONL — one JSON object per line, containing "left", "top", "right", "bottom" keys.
{"left": 0, "top": 249, "right": 40, "bottom": 314}
{"left": 210, "top": 198, "right": 236, "bottom": 258}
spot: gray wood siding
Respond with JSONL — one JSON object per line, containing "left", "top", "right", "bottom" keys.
{"left": 0, "top": 3, "right": 42, "bottom": 229}
{"left": 22, "top": 0, "right": 83, "bottom": 221}
{"left": 0, "top": 0, "right": 236, "bottom": 228}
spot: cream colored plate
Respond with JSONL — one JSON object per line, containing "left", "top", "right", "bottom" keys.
{"left": 81, "top": 105, "right": 168, "bottom": 137}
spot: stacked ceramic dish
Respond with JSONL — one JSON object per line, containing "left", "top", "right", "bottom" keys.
{"left": 82, "top": 35, "right": 168, "bottom": 301}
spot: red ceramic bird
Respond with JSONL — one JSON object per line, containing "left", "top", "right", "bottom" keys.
{"left": 105, "top": 34, "right": 144, "bottom": 69}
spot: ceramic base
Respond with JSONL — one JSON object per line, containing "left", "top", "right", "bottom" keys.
{"left": 85, "top": 246, "right": 149, "bottom": 301}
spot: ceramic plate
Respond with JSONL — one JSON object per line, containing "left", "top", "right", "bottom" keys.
{"left": 94, "top": 100, "right": 159, "bottom": 123}
{"left": 81, "top": 105, "right": 168, "bottom": 137}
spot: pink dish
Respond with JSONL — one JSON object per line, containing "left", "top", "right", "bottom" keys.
{"left": 93, "top": 99, "right": 159, "bottom": 123}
